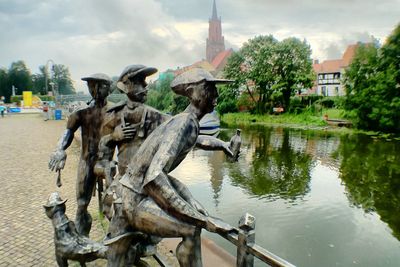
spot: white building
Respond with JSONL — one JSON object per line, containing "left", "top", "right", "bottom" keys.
{"left": 312, "top": 44, "right": 360, "bottom": 96}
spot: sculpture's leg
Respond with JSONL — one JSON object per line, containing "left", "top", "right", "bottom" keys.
{"left": 55, "top": 253, "right": 68, "bottom": 267}
{"left": 176, "top": 228, "right": 202, "bottom": 267}
{"left": 123, "top": 192, "right": 202, "bottom": 267}
{"left": 75, "top": 162, "right": 96, "bottom": 236}
{"left": 75, "top": 203, "right": 92, "bottom": 236}
{"left": 106, "top": 202, "right": 136, "bottom": 267}
{"left": 107, "top": 238, "right": 131, "bottom": 267}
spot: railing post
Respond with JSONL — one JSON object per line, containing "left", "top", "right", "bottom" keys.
{"left": 237, "top": 213, "right": 256, "bottom": 267}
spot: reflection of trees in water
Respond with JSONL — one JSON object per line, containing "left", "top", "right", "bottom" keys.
{"left": 337, "top": 135, "right": 400, "bottom": 240}
{"left": 229, "top": 128, "right": 313, "bottom": 200}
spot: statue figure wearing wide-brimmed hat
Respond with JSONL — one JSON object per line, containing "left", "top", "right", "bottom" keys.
{"left": 105, "top": 68, "right": 236, "bottom": 267}
{"left": 48, "top": 73, "right": 112, "bottom": 236}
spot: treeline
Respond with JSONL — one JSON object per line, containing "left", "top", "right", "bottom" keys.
{"left": 344, "top": 24, "right": 400, "bottom": 133}
{"left": 218, "top": 35, "right": 314, "bottom": 115}
{"left": 145, "top": 73, "right": 189, "bottom": 115}
{"left": 0, "top": 60, "right": 75, "bottom": 102}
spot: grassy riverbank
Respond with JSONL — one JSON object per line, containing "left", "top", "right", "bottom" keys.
{"left": 221, "top": 110, "right": 400, "bottom": 140}
{"left": 221, "top": 108, "right": 350, "bottom": 127}
{"left": 221, "top": 111, "right": 328, "bottom": 127}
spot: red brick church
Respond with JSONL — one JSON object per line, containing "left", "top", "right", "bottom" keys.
{"left": 175, "top": 0, "right": 232, "bottom": 76}
{"left": 206, "top": 0, "right": 233, "bottom": 74}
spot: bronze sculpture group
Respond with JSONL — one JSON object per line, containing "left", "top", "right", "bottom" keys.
{"left": 46, "top": 65, "right": 242, "bottom": 267}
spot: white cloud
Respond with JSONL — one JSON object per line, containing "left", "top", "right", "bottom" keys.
{"left": 0, "top": 0, "right": 398, "bottom": 92}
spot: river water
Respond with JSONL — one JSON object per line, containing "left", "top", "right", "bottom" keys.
{"left": 170, "top": 125, "right": 400, "bottom": 267}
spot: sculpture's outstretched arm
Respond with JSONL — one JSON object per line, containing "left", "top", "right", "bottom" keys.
{"left": 195, "top": 135, "right": 233, "bottom": 157}
{"left": 57, "top": 129, "right": 75, "bottom": 151}
{"left": 168, "top": 175, "right": 208, "bottom": 216}
{"left": 49, "top": 112, "right": 80, "bottom": 172}
{"left": 144, "top": 172, "right": 232, "bottom": 234}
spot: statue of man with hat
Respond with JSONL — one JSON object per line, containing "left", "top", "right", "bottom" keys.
{"left": 99, "top": 65, "right": 169, "bottom": 183}
{"left": 48, "top": 73, "right": 112, "bottom": 236}
{"left": 106, "top": 68, "right": 235, "bottom": 267}
{"left": 99, "top": 65, "right": 237, "bottom": 264}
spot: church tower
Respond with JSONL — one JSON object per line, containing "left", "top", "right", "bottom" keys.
{"left": 206, "top": 0, "right": 225, "bottom": 63}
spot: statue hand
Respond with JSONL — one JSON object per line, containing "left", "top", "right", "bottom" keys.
{"left": 49, "top": 150, "right": 67, "bottom": 172}
{"left": 112, "top": 123, "right": 136, "bottom": 142}
{"left": 223, "top": 142, "right": 234, "bottom": 157}
{"left": 190, "top": 199, "right": 209, "bottom": 216}
{"left": 205, "top": 216, "right": 234, "bottom": 234}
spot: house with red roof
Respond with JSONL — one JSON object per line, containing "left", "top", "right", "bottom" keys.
{"left": 312, "top": 44, "right": 360, "bottom": 96}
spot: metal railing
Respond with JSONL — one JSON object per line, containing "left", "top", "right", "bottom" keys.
{"left": 152, "top": 213, "right": 296, "bottom": 267}
{"left": 221, "top": 213, "right": 296, "bottom": 267}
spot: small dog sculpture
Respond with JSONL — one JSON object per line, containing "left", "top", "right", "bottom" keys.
{"left": 44, "top": 192, "right": 107, "bottom": 267}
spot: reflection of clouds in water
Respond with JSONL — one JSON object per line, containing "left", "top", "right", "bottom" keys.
{"left": 168, "top": 127, "right": 400, "bottom": 267}
{"left": 170, "top": 148, "right": 228, "bottom": 207}
{"left": 169, "top": 149, "right": 212, "bottom": 185}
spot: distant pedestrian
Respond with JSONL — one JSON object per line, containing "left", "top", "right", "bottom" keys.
{"left": 43, "top": 102, "right": 50, "bottom": 121}
{"left": 0, "top": 105, "right": 5, "bottom": 118}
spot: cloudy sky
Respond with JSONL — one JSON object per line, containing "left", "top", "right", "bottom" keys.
{"left": 0, "top": 0, "right": 399, "bottom": 92}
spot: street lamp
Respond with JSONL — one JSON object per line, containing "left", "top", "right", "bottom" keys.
{"left": 49, "top": 82, "right": 55, "bottom": 96}
{"left": 45, "top": 59, "right": 55, "bottom": 95}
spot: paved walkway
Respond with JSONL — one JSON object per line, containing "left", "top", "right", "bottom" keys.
{"left": 0, "top": 114, "right": 235, "bottom": 267}
{"left": 0, "top": 114, "right": 107, "bottom": 266}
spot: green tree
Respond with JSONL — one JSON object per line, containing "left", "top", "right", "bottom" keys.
{"left": 31, "top": 65, "right": 47, "bottom": 95}
{"left": 51, "top": 64, "right": 76, "bottom": 95}
{"left": 110, "top": 76, "right": 121, "bottom": 94}
{"left": 218, "top": 52, "right": 246, "bottom": 114}
{"left": 241, "top": 35, "right": 277, "bottom": 114}
{"left": 146, "top": 74, "right": 174, "bottom": 111}
{"left": 273, "top": 38, "right": 314, "bottom": 111}
{"left": 380, "top": 24, "right": 400, "bottom": 84}
{"left": 215, "top": 83, "right": 239, "bottom": 114}
{"left": 170, "top": 94, "right": 189, "bottom": 114}
{"left": 344, "top": 24, "right": 400, "bottom": 133}
{"left": 0, "top": 68, "right": 10, "bottom": 102}
{"left": 8, "top": 60, "right": 32, "bottom": 96}
{"left": 223, "top": 35, "right": 314, "bottom": 114}
{"left": 146, "top": 72, "right": 189, "bottom": 114}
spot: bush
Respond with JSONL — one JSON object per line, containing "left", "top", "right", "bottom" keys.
{"left": 343, "top": 27, "right": 400, "bottom": 133}
{"left": 10, "top": 95, "right": 22, "bottom": 104}
{"left": 317, "top": 97, "right": 335, "bottom": 108}
{"left": 38, "top": 95, "right": 55, "bottom": 102}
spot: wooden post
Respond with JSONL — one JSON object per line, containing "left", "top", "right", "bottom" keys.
{"left": 237, "top": 213, "right": 256, "bottom": 267}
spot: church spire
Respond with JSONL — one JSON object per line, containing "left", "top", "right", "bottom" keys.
{"left": 206, "top": 0, "right": 225, "bottom": 63}
{"left": 211, "top": 0, "right": 218, "bottom": 20}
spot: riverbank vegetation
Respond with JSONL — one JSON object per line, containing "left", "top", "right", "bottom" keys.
{"left": 343, "top": 24, "right": 400, "bottom": 133}
{"left": 221, "top": 35, "right": 314, "bottom": 114}
{"left": 221, "top": 111, "right": 326, "bottom": 127}
{"left": 218, "top": 24, "right": 400, "bottom": 134}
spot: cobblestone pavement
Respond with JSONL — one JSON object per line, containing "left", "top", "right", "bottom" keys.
{"left": 0, "top": 114, "right": 229, "bottom": 267}
{"left": 0, "top": 114, "right": 107, "bottom": 266}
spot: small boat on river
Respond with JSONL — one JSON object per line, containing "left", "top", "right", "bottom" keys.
{"left": 199, "top": 110, "right": 220, "bottom": 136}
